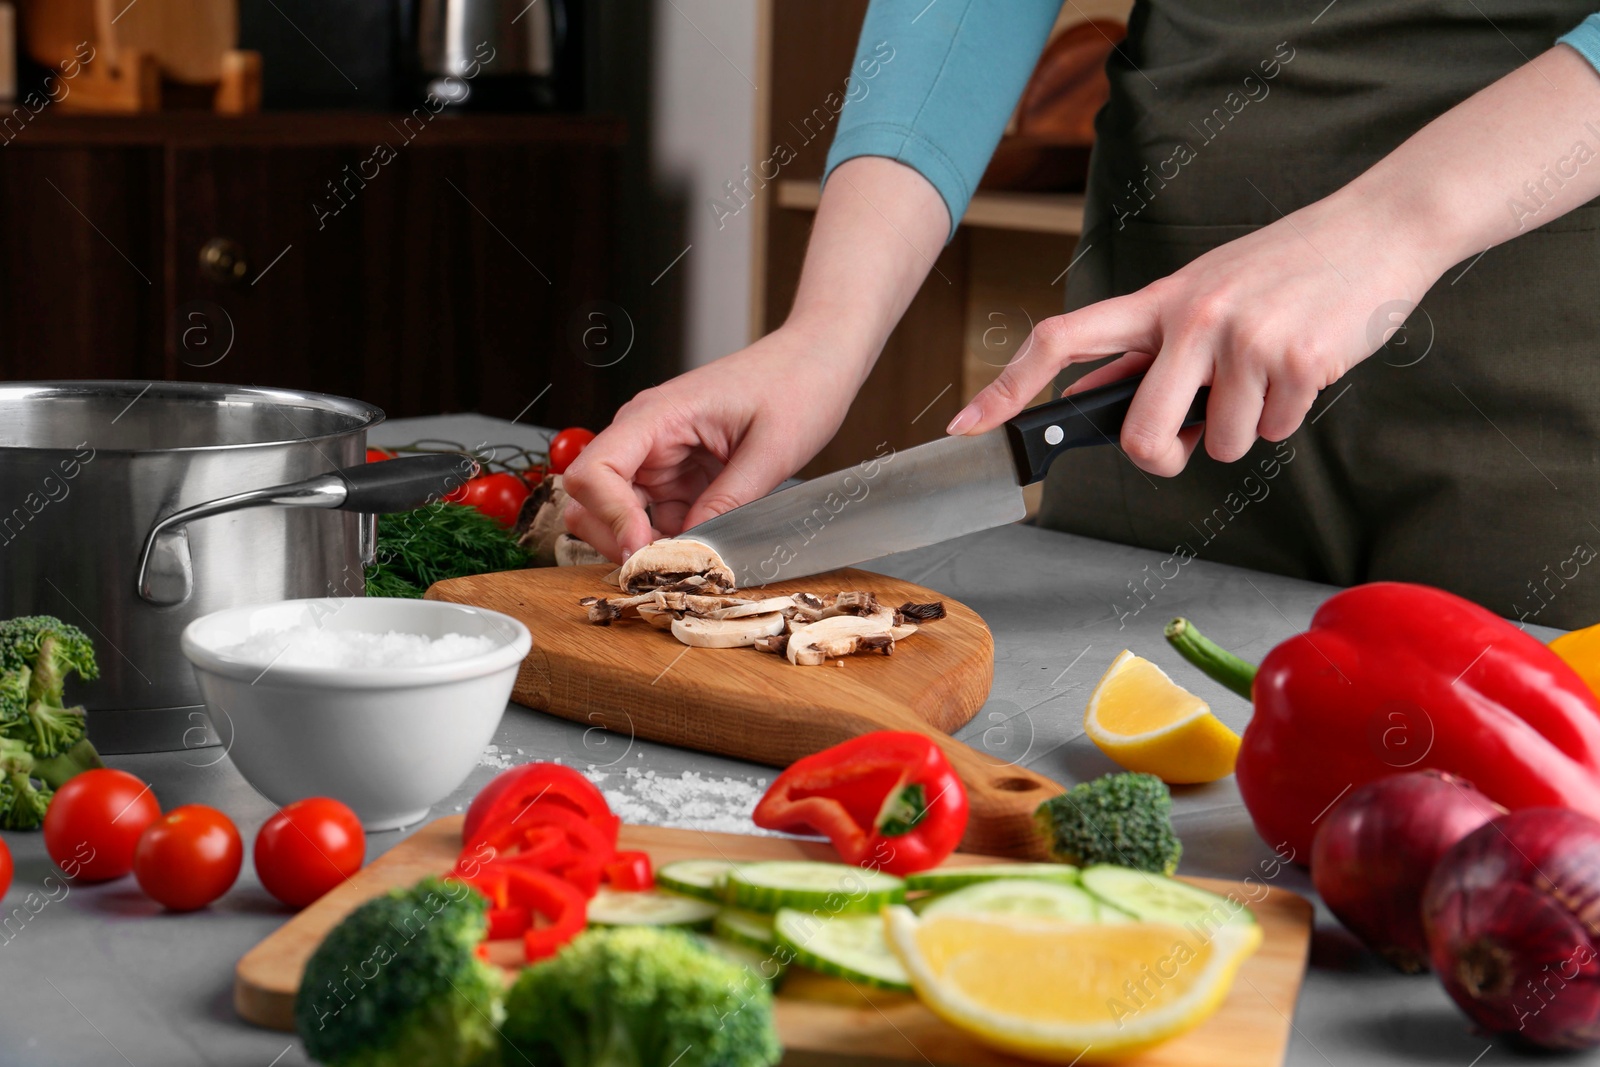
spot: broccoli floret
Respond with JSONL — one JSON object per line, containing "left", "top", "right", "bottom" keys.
{"left": 1034, "top": 772, "right": 1182, "bottom": 875}
{"left": 503, "top": 926, "right": 781, "bottom": 1067}
{"left": 0, "top": 616, "right": 99, "bottom": 760}
{"left": 294, "top": 877, "right": 505, "bottom": 1067}
{"left": 0, "top": 737, "right": 53, "bottom": 831}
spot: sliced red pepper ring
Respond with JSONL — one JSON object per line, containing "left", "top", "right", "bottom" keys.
{"left": 465, "top": 763, "right": 618, "bottom": 848}
{"left": 753, "top": 731, "right": 969, "bottom": 876}
{"left": 457, "top": 863, "right": 588, "bottom": 962}
{"left": 603, "top": 850, "right": 653, "bottom": 891}
{"left": 477, "top": 802, "right": 616, "bottom": 868}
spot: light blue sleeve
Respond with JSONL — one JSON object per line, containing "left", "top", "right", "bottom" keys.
{"left": 1558, "top": 13, "right": 1600, "bottom": 71}
{"left": 822, "top": 0, "right": 1063, "bottom": 241}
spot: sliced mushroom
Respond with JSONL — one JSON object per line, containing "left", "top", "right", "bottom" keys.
{"left": 889, "top": 623, "right": 919, "bottom": 642}
{"left": 618, "top": 538, "right": 736, "bottom": 594}
{"left": 586, "top": 599, "right": 624, "bottom": 626}
{"left": 518, "top": 475, "right": 568, "bottom": 566}
{"left": 789, "top": 592, "right": 827, "bottom": 622}
{"left": 753, "top": 634, "right": 789, "bottom": 656}
{"left": 635, "top": 605, "right": 679, "bottom": 631}
{"left": 671, "top": 612, "right": 785, "bottom": 649}
{"left": 823, "top": 591, "right": 881, "bottom": 618}
{"left": 785, "top": 612, "right": 895, "bottom": 666}
{"left": 706, "top": 596, "right": 797, "bottom": 620}
{"left": 898, "top": 600, "right": 947, "bottom": 622}
{"left": 555, "top": 533, "right": 610, "bottom": 567}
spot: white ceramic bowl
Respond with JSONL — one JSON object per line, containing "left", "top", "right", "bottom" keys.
{"left": 181, "top": 597, "right": 532, "bottom": 831}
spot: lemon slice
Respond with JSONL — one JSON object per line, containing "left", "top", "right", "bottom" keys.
{"left": 885, "top": 907, "right": 1262, "bottom": 1062}
{"left": 1084, "top": 650, "right": 1240, "bottom": 784}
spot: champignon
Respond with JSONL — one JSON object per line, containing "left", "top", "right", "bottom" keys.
{"left": 898, "top": 600, "right": 947, "bottom": 622}
{"left": 618, "top": 538, "right": 736, "bottom": 594}
{"left": 785, "top": 612, "right": 895, "bottom": 666}
{"left": 555, "top": 533, "right": 609, "bottom": 567}
{"left": 517, "top": 475, "right": 568, "bottom": 566}
{"left": 671, "top": 612, "right": 785, "bottom": 649}
{"left": 705, "top": 596, "right": 797, "bottom": 620}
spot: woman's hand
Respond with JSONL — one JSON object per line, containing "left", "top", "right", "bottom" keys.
{"left": 562, "top": 326, "right": 861, "bottom": 561}
{"left": 948, "top": 188, "right": 1442, "bottom": 475}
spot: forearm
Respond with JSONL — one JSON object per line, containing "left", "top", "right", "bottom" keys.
{"left": 1348, "top": 44, "right": 1600, "bottom": 279}
{"left": 780, "top": 156, "right": 949, "bottom": 390}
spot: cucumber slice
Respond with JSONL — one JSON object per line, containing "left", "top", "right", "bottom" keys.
{"left": 586, "top": 887, "right": 719, "bottom": 928}
{"left": 724, "top": 861, "right": 906, "bottom": 914}
{"left": 774, "top": 907, "right": 911, "bottom": 992}
{"left": 698, "top": 936, "right": 788, "bottom": 986}
{"left": 920, "top": 879, "right": 1100, "bottom": 922}
{"left": 714, "top": 907, "right": 779, "bottom": 951}
{"left": 905, "top": 863, "right": 1080, "bottom": 891}
{"left": 1080, "top": 865, "right": 1256, "bottom": 928}
{"left": 657, "top": 859, "right": 741, "bottom": 902}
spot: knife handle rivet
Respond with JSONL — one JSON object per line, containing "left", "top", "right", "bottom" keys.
{"left": 1044, "top": 425, "right": 1064, "bottom": 446}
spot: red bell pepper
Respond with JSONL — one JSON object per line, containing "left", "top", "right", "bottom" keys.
{"left": 464, "top": 762, "right": 618, "bottom": 848}
{"left": 1167, "top": 582, "right": 1600, "bottom": 859}
{"left": 456, "top": 864, "right": 588, "bottom": 962}
{"left": 752, "top": 731, "right": 968, "bottom": 876}
{"left": 603, "top": 850, "right": 654, "bottom": 891}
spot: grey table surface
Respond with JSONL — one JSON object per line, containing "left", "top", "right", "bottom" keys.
{"left": 0, "top": 414, "right": 1559, "bottom": 1067}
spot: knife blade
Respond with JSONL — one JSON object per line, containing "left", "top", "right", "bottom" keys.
{"left": 680, "top": 372, "right": 1210, "bottom": 587}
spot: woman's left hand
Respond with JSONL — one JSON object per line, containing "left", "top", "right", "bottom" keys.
{"left": 946, "top": 188, "right": 1442, "bottom": 476}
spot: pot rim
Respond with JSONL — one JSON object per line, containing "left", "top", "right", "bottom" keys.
{"left": 0, "top": 380, "right": 385, "bottom": 455}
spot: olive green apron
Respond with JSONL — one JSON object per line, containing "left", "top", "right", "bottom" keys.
{"left": 1038, "top": 0, "right": 1600, "bottom": 629}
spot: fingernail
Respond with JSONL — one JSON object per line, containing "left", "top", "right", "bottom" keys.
{"left": 946, "top": 406, "right": 977, "bottom": 436}
{"left": 620, "top": 548, "right": 632, "bottom": 562}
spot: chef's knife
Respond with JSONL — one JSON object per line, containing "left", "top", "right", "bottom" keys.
{"left": 680, "top": 373, "right": 1210, "bottom": 587}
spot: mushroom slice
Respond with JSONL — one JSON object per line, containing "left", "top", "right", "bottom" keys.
{"left": 555, "top": 533, "right": 610, "bottom": 567}
{"left": 619, "top": 538, "right": 736, "bottom": 594}
{"left": 753, "top": 634, "right": 789, "bottom": 656}
{"left": 898, "top": 600, "right": 947, "bottom": 622}
{"left": 682, "top": 594, "right": 749, "bottom": 614}
{"left": 706, "top": 596, "right": 796, "bottom": 620}
{"left": 635, "top": 605, "right": 678, "bottom": 631}
{"left": 789, "top": 593, "right": 827, "bottom": 622}
{"left": 586, "top": 599, "right": 624, "bottom": 626}
{"left": 889, "top": 623, "right": 918, "bottom": 642}
{"left": 823, "top": 591, "right": 881, "bottom": 618}
{"left": 786, "top": 613, "right": 895, "bottom": 666}
{"left": 671, "top": 612, "right": 785, "bottom": 649}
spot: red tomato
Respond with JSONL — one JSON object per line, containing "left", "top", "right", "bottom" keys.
{"left": 254, "top": 798, "right": 365, "bottom": 909}
{"left": 0, "top": 835, "right": 12, "bottom": 898}
{"left": 463, "top": 762, "right": 614, "bottom": 844}
{"left": 548, "top": 428, "right": 595, "bottom": 474}
{"left": 365, "top": 447, "right": 396, "bottom": 463}
{"left": 444, "top": 472, "right": 529, "bottom": 528}
{"left": 43, "top": 769, "right": 160, "bottom": 882}
{"left": 133, "top": 805, "right": 243, "bottom": 911}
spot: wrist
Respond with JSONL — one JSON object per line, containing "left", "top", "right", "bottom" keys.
{"left": 776, "top": 311, "right": 882, "bottom": 388}
{"left": 1326, "top": 167, "right": 1463, "bottom": 291}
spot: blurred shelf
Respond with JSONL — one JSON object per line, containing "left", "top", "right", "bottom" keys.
{"left": 7, "top": 112, "right": 625, "bottom": 148}
{"left": 775, "top": 178, "right": 1085, "bottom": 236}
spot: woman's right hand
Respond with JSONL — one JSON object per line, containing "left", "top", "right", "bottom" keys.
{"left": 561, "top": 325, "right": 861, "bottom": 562}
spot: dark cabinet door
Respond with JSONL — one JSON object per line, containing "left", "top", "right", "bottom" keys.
{"left": 0, "top": 147, "right": 166, "bottom": 381}
{"left": 169, "top": 136, "right": 621, "bottom": 427}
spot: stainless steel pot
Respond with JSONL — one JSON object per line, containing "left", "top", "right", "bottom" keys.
{"left": 0, "top": 382, "right": 470, "bottom": 754}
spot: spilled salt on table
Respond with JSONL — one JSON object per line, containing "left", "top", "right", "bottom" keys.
{"left": 218, "top": 625, "right": 496, "bottom": 669}
{"left": 584, "top": 767, "right": 780, "bottom": 835}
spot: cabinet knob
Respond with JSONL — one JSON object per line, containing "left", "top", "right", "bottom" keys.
{"left": 199, "top": 238, "right": 250, "bottom": 286}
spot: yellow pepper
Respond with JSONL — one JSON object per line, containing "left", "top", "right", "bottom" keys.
{"left": 1549, "top": 622, "right": 1600, "bottom": 700}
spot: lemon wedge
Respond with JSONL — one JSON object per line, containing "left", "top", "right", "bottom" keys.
{"left": 1084, "top": 650, "right": 1240, "bottom": 784}
{"left": 885, "top": 907, "right": 1262, "bottom": 1062}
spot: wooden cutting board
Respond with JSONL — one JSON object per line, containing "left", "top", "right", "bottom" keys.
{"left": 236, "top": 818, "right": 1314, "bottom": 1067}
{"left": 427, "top": 566, "right": 1065, "bottom": 859}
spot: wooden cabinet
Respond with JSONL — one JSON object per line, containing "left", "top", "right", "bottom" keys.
{"left": 0, "top": 114, "right": 631, "bottom": 427}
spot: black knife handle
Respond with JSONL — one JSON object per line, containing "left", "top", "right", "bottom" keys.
{"left": 1001, "top": 373, "right": 1210, "bottom": 486}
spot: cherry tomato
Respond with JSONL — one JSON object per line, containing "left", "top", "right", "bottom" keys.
{"left": 0, "top": 835, "right": 12, "bottom": 898}
{"left": 365, "top": 447, "right": 396, "bottom": 463}
{"left": 254, "top": 798, "right": 365, "bottom": 909}
{"left": 43, "top": 768, "right": 160, "bottom": 882}
{"left": 133, "top": 804, "right": 243, "bottom": 911}
{"left": 548, "top": 428, "right": 595, "bottom": 474}
{"left": 444, "top": 472, "right": 529, "bottom": 528}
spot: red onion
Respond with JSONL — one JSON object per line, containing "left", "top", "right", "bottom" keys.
{"left": 1311, "top": 770, "right": 1504, "bottom": 973}
{"left": 1423, "top": 808, "right": 1600, "bottom": 1050}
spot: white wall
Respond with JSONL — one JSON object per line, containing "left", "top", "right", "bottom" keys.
{"left": 649, "top": 0, "right": 759, "bottom": 368}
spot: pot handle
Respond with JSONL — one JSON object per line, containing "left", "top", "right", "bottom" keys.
{"left": 137, "top": 453, "right": 476, "bottom": 606}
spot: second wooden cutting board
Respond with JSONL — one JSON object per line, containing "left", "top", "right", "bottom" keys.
{"left": 426, "top": 565, "right": 1065, "bottom": 858}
